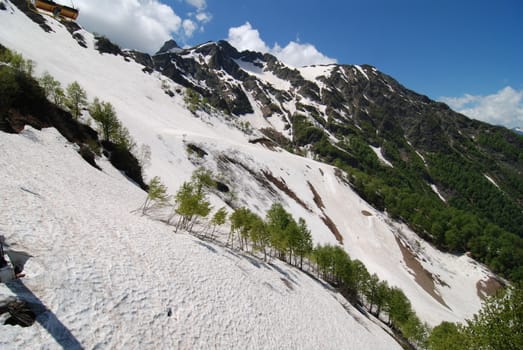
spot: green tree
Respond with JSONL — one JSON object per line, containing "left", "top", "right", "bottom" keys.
{"left": 172, "top": 174, "right": 212, "bottom": 233}
{"left": 113, "top": 122, "right": 136, "bottom": 152}
{"left": 38, "top": 71, "right": 64, "bottom": 107}
{"left": 428, "top": 287, "right": 522, "bottom": 350}
{"left": 53, "top": 86, "right": 65, "bottom": 107}
{"left": 249, "top": 214, "right": 270, "bottom": 261}
{"left": 294, "top": 218, "right": 313, "bottom": 269}
{"left": 365, "top": 273, "right": 381, "bottom": 314}
{"left": 401, "top": 314, "right": 428, "bottom": 348}
{"left": 312, "top": 245, "right": 332, "bottom": 279}
{"left": 385, "top": 286, "right": 412, "bottom": 328}
{"left": 229, "top": 207, "right": 251, "bottom": 249}
{"left": 465, "top": 286, "right": 523, "bottom": 350}
{"left": 347, "top": 260, "right": 370, "bottom": 302}
{"left": 0, "top": 66, "right": 19, "bottom": 117}
{"left": 374, "top": 280, "right": 390, "bottom": 318}
{"left": 191, "top": 167, "right": 215, "bottom": 189}
{"left": 266, "top": 203, "right": 294, "bottom": 261}
{"left": 66, "top": 81, "right": 87, "bottom": 119}
{"left": 209, "top": 206, "right": 227, "bottom": 238}
{"left": 141, "top": 176, "right": 169, "bottom": 214}
{"left": 8, "top": 51, "right": 35, "bottom": 76}
{"left": 89, "top": 97, "right": 119, "bottom": 141}
{"left": 428, "top": 322, "right": 467, "bottom": 350}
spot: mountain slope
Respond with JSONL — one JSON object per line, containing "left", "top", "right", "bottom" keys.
{"left": 0, "top": 0, "right": 509, "bottom": 332}
{"left": 0, "top": 126, "right": 402, "bottom": 349}
{"left": 145, "top": 31, "right": 523, "bottom": 283}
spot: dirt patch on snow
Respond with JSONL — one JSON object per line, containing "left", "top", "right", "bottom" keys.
{"left": 307, "top": 182, "right": 325, "bottom": 209}
{"left": 248, "top": 137, "right": 278, "bottom": 151}
{"left": 361, "top": 210, "right": 372, "bottom": 216}
{"left": 476, "top": 277, "right": 504, "bottom": 300}
{"left": 321, "top": 215, "right": 344, "bottom": 245}
{"left": 262, "top": 170, "right": 311, "bottom": 212}
{"left": 306, "top": 182, "right": 343, "bottom": 244}
{"left": 395, "top": 237, "right": 450, "bottom": 309}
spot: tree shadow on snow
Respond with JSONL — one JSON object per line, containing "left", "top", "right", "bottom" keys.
{"left": 267, "top": 262, "right": 298, "bottom": 286}
{"left": 195, "top": 241, "right": 218, "bottom": 254}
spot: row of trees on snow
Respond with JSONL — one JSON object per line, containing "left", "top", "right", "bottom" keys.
{"left": 142, "top": 168, "right": 427, "bottom": 346}
{"left": 0, "top": 48, "right": 148, "bottom": 164}
{"left": 37, "top": 69, "right": 151, "bottom": 166}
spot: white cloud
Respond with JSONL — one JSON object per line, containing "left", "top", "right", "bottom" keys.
{"left": 272, "top": 41, "right": 336, "bottom": 67}
{"left": 227, "top": 22, "right": 337, "bottom": 67}
{"left": 440, "top": 87, "right": 523, "bottom": 128}
{"left": 227, "top": 22, "right": 270, "bottom": 53}
{"left": 74, "top": 0, "right": 211, "bottom": 53}
{"left": 195, "top": 12, "right": 212, "bottom": 23}
{"left": 185, "top": 0, "right": 206, "bottom": 10}
{"left": 440, "top": 94, "right": 479, "bottom": 109}
{"left": 182, "top": 19, "right": 197, "bottom": 37}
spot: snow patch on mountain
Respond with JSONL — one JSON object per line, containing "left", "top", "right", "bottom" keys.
{"left": 354, "top": 65, "right": 369, "bottom": 80}
{"left": 484, "top": 174, "right": 500, "bottom": 189}
{"left": 235, "top": 59, "right": 291, "bottom": 91}
{"left": 430, "top": 184, "right": 447, "bottom": 202}
{"left": 370, "top": 146, "right": 393, "bottom": 167}
{"left": 298, "top": 64, "right": 335, "bottom": 82}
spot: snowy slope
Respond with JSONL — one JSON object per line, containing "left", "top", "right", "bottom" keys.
{"left": 0, "top": 127, "right": 401, "bottom": 349}
{"left": 0, "top": 1, "right": 494, "bottom": 329}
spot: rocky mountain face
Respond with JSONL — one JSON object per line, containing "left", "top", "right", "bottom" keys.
{"left": 123, "top": 39, "right": 523, "bottom": 281}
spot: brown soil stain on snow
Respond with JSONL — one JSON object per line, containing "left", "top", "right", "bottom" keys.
{"left": 307, "top": 181, "right": 325, "bottom": 209}
{"left": 306, "top": 182, "right": 343, "bottom": 244}
{"left": 476, "top": 277, "right": 504, "bottom": 300}
{"left": 395, "top": 237, "right": 450, "bottom": 309}
{"left": 320, "top": 215, "right": 344, "bottom": 245}
{"left": 262, "top": 170, "right": 311, "bottom": 212}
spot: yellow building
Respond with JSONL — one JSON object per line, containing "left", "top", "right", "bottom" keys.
{"left": 34, "top": 0, "right": 79, "bottom": 20}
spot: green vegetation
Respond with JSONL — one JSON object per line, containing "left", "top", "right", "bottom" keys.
{"left": 222, "top": 203, "right": 313, "bottom": 265}
{"left": 0, "top": 66, "right": 20, "bottom": 124}
{"left": 291, "top": 114, "right": 325, "bottom": 146}
{"left": 65, "top": 81, "right": 88, "bottom": 119}
{"left": 171, "top": 169, "right": 213, "bottom": 232}
{"left": 0, "top": 48, "right": 34, "bottom": 76}
{"left": 427, "top": 286, "right": 522, "bottom": 350}
{"left": 89, "top": 97, "right": 135, "bottom": 152}
{"left": 157, "top": 172, "right": 425, "bottom": 346}
{"left": 292, "top": 109, "right": 523, "bottom": 282}
{"left": 141, "top": 176, "right": 169, "bottom": 214}
{"left": 311, "top": 244, "right": 427, "bottom": 346}
{"left": 209, "top": 206, "right": 227, "bottom": 238}
{"left": 38, "top": 71, "right": 65, "bottom": 107}
{"left": 0, "top": 48, "right": 35, "bottom": 122}
{"left": 143, "top": 167, "right": 523, "bottom": 350}
{"left": 184, "top": 87, "right": 201, "bottom": 113}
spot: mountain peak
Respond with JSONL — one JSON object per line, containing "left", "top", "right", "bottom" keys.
{"left": 156, "top": 39, "right": 181, "bottom": 55}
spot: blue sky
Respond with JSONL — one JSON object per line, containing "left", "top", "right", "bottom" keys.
{"left": 74, "top": 0, "right": 523, "bottom": 127}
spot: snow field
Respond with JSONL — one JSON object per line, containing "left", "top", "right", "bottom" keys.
{"left": 0, "top": 127, "right": 401, "bottom": 349}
